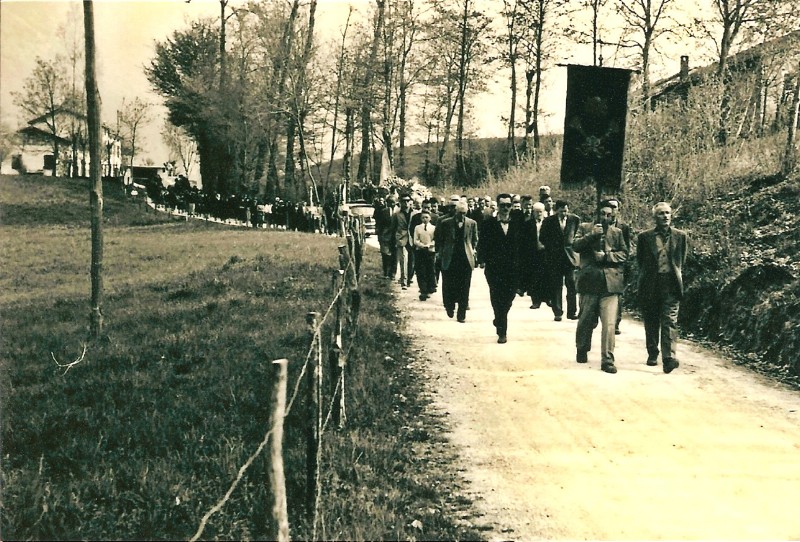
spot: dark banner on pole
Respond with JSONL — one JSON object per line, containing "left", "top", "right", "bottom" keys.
{"left": 560, "top": 65, "right": 632, "bottom": 191}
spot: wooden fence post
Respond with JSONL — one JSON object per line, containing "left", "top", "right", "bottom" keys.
{"left": 268, "top": 358, "right": 290, "bottom": 542}
{"left": 329, "top": 270, "right": 345, "bottom": 429}
{"left": 305, "top": 312, "right": 322, "bottom": 521}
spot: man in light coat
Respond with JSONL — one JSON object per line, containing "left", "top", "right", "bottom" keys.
{"left": 391, "top": 194, "right": 414, "bottom": 289}
{"left": 573, "top": 204, "right": 629, "bottom": 373}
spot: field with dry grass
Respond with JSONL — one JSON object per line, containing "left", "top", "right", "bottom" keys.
{"left": 0, "top": 174, "right": 487, "bottom": 540}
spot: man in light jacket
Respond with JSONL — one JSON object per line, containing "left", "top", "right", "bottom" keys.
{"left": 573, "top": 203, "right": 629, "bottom": 373}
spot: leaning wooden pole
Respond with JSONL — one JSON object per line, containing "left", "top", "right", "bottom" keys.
{"left": 83, "top": 0, "right": 104, "bottom": 338}
{"left": 305, "top": 312, "right": 321, "bottom": 521}
{"left": 268, "top": 359, "right": 290, "bottom": 542}
{"left": 782, "top": 64, "right": 800, "bottom": 177}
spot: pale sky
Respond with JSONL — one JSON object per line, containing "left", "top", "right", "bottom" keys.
{"left": 1, "top": 0, "right": 712, "bottom": 164}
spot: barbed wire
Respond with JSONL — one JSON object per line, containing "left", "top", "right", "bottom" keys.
{"left": 189, "top": 427, "right": 275, "bottom": 542}
{"left": 190, "top": 246, "right": 359, "bottom": 541}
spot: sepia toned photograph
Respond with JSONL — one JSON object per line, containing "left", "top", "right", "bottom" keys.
{"left": 1, "top": 0, "right": 799, "bottom": 540}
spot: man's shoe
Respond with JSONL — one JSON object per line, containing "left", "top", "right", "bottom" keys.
{"left": 601, "top": 363, "right": 617, "bottom": 374}
{"left": 465, "top": 304, "right": 470, "bottom": 310}
{"left": 554, "top": 316, "right": 562, "bottom": 322}
{"left": 446, "top": 308, "right": 454, "bottom": 318}
{"left": 576, "top": 351, "right": 588, "bottom": 363}
{"left": 497, "top": 335, "right": 507, "bottom": 344}
{"left": 615, "top": 328, "right": 621, "bottom": 335}
{"left": 530, "top": 303, "right": 541, "bottom": 309}
{"left": 419, "top": 294, "right": 428, "bottom": 301}
{"left": 663, "top": 359, "right": 680, "bottom": 374}
{"left": 401, "top": 284, "right": 407, "bottom": 290}
{"left": 646, "top": 357, "right": 658, "bottom": 366}
{"left": 457, "top": 317, "right": 466, "bottom": 323}
{"left": 567, "top": 314, "right": 578, "bottom": 320}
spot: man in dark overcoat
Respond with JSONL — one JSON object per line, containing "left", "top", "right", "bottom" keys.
{"left": 436, "top": 198, "right": 478, "bottom": 322}
{"left": 539, "top": 199, "right": 581, "bottom": 321}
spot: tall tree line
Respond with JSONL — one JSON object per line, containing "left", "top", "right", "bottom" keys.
{"left": 12, "top": 0, "right": 799, "bottom": 196}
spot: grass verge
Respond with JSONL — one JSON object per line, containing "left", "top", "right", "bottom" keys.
{"left": 0, "top": 174, "right": 486, "bottom": 540}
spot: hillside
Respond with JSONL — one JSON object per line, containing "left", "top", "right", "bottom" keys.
{"left": 678, "top": 172, "right": 800, "bottom": 385}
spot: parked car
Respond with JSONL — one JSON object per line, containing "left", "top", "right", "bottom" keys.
{"left": 345, "top": 200, "right": 376, "bottom": 237}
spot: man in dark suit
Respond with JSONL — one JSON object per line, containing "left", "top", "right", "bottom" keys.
{"left": 539, "top": 199, "right": 581, "bottom": 321}
{"left": 374, "top": 196, "right": 396, "bottom": 279}
{"left": 436, "top": 198, "right": 478, "bottom": 322}
{"left": 573, "top": 203, "right": 629, "bottom": 373}
{"left": 518, "top": 197, "right": 548, "bottom": 309}
{"left": 636, "top": 201, "right": 689, "bottom": 374}
{"left": 477, "top": 193, "right": 522, "bottom": 344}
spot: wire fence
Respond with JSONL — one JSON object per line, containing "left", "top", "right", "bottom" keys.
{"left": 189, "top": 215, "right": 367, "bottom": 542}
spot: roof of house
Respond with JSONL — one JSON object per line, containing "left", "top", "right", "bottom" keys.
{"left": 27, "top": 108, "right": 87, "bottom": 126}
{"left": 17, "top": 125, "right": 71, "bottom": 145}
{"left": 650, "top": 28, "right": 800, "bottom": 100}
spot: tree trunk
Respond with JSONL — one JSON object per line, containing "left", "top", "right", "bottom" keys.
{"left": 326, "top": 7, "right": 352, "bottom": 186}
{"left": 343, "top": 107, "right": 355, "bottom": 187}
{"left": 508, "top": 45, "right": 518, "bottom": 165}
{"left": 357, "top": 0, "right": 385, "bottom": 185}
{"left": 84, "top": 0, "right": 104, "bottom": 338}
{"left": 398, "top": 82, "right": 407, "bottom": 169}
{"left": 455, "top": 0, "right": 470, "bottom": 183}
{"left": 782, "top": 67, "right": 800, "bottom": 176}
{"left": 524, "top": 69, "right": 534, "bottom": 160}
{"left": 285, "top": 112, "right": 297, "bottom": 199}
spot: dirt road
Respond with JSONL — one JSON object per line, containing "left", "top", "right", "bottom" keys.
{"left": 392, "top": 266, "right": 800, "bottom": 540}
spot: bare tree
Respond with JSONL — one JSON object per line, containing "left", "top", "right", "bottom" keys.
{"left": 693, "top": 0, "right": 800, "bottom": 143}
{"left": 454, "top": 0, "right": 491, "bottom": 183}
{"left": 615, "top": 0, "right": 678, "bottom": 110}
{"left": 162, "top": 122, "right": 197, "bottom": 177}
{"left": 119, "top": 97, "right": 151, "bottom": 169}
{"left": 13, "top": 57, "right": 68, "bottom": 175}
{"left": 356, "top": 0, "right": 386, "bottom": 186}
{"left": 59, "top": 4, "right": 87, "bottom": 178}
{"left": 500, "top": 0, "right": 523, "bottom": 164}
{"left": 518, "top": 0, "right": 566, "bottom": 162}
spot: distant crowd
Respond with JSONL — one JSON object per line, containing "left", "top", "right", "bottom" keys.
{"left": 372, "top": 186, "right": 689, "bottom": 376}
{"left": 139, "top": 176, "right": 348, "bottom": 234}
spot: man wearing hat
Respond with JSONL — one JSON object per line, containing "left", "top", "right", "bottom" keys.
{"left": 391, "top": 194, "right": 414, "bottom": 289}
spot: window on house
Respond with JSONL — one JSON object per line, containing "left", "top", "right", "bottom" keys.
{"left": 43, "top": 154, "right": 56, "bottom": 170}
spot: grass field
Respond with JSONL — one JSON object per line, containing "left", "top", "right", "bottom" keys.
{"left": 0, "top": 174, "right": 486, "bottom": 540}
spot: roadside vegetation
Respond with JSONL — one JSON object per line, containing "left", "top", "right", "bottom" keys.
{"left": 0, "top": 174, "right": 487, "bottom": 540}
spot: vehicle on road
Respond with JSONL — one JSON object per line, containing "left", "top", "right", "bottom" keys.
{"left": 344, "top": 200, "right": 376, "bottom": 237}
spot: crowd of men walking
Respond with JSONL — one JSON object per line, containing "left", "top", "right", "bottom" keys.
{"left": 141, "top": 179, "right": 337, "bottom": 233}
{"left": 373, "top": 187, "right": 688, "bottom": 375}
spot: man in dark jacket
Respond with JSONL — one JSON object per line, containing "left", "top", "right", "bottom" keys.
{"left": 636, "top": 202, "right": 689, "bottom": 374}
{"left": 436, "top": 198, "right": 478, "bottom": 322}
{"left": 477, "top": 193, "right": 522, "bottom": 344}
{"left": 374, "top": 196, "right": 396, "bottom": 279}
{"left": 539, "top": 200, "right": 581, "bottom": 321}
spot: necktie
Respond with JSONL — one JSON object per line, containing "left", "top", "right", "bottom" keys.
{"left": 424, "top": 224, "right": 427, "bottom": 231}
